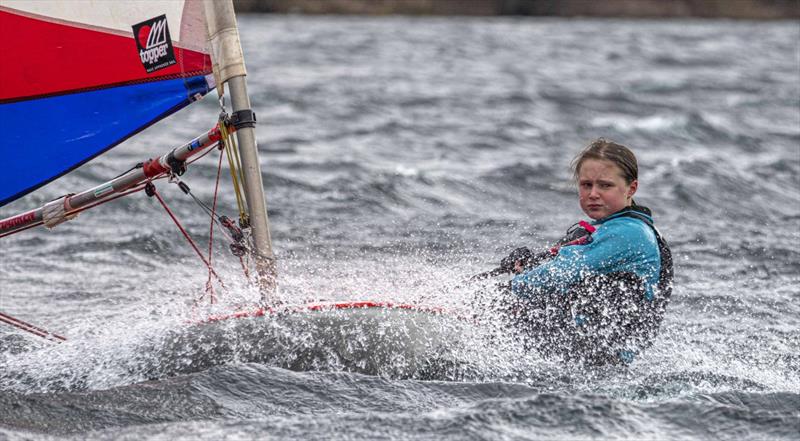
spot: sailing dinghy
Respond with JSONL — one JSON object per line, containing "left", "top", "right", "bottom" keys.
{"left": 0, "top": 1, "right": 468, "bottom": 363}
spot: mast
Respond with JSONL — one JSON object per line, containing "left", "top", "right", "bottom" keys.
{"left": 204, "top": 0, "right": 277, "bottom": 301}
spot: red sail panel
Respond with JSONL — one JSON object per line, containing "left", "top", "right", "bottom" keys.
{"left": 0, "top": 8, "right": 212, "bottom": 102}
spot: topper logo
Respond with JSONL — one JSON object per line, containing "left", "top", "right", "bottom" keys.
{"left": 132, "top": 15, "right": 177, "bottom": 73}
{"left": 137, "top": 18, "right": 167, "bottom": 50}
{"left": 150, "top": 19, "right": 167, "bottom": 47}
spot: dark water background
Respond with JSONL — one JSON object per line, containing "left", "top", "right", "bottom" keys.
{"left": 1, "top": 15, "right": 799, "bottom": 440}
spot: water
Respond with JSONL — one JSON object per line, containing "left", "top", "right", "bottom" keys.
{"left": 1, "top": 15, "right": 799, "bottom": 440}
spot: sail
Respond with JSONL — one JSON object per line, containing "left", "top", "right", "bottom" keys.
{"left": 0, "top": 0, "right": 214, "bottom": 206}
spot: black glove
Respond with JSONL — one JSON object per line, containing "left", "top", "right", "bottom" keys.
{"left": 500, "top": 247, "right": 534, "bottom": 273}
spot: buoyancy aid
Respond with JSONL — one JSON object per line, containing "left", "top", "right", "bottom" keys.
{"left": 503, "top": 204, "right": 674, "bottom": 365}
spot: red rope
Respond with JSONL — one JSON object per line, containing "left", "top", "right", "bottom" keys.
{"left": 239, "top": 255, "right": 251, "bottom": 281}
{"left": 205, "top": 150, "right": 226, "bottom": 305}
{"left": 151, "top": 186, "right": 226, "bottom": 290}
{"left": 0, "top": 311, "right": 66, "bottom": 342}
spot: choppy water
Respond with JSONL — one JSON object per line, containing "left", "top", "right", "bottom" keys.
{"left": 1, "top": 15, "right": 799, "bottom": 440}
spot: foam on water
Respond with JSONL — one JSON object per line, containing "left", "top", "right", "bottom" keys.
{"left": 1, "top": 15, "right": 798, "bottom": 440}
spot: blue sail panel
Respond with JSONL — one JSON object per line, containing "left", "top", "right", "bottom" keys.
{"left": 0, "top": 76, "right": 212, "bottom": 206}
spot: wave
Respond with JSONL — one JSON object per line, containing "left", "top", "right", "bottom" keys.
{"left": 2, "top": 363, "right": 797, "bottom": 440}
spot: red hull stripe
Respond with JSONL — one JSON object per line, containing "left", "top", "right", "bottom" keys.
{"left": 202, "top": 301, "right": 452, "bottom": 324}
{"left": 0, "top": 9, "right": 211, "bottom": 102}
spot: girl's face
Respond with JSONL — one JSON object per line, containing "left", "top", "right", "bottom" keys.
{"left": 577, "top": 159, "right": 638, "bottom": 220}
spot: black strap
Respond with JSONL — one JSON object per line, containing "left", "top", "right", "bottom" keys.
{"left": 616, "top": 207, "right": 674, "bottom": 304}
{"left": 230, "top": 109, "right": 257, "bottom": 129}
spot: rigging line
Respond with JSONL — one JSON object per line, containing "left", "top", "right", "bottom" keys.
{"left": 228, "top": 128, "right": 249, "bottom": 224}
{"left": 148, "top": 184, "right": 227, "bottom": 291}
{"left": 205, "top": 148, "right": 226, "bottom": 305}
{"left": 239, "top": 254, "right": 251, "bottom": 281}
{"left": 185, "top": 141, "right": 220, "bottom": 166}
{"left": 166, "top": 176, "right": 255, "bottom": 290}
{"left": 0, "top": 311, "right": 66, "bottom": 342}
{"left": 172, "top": 177, "right": 242, "bottom": 248}
{"left": 172, "top": 156, "right": 254, "bottom": 299}
{"left": 111, "top": 163, "right": 143, "bottom": 180}
{"left": 226, "top": 125, "right": 246, "bottom": 194}
{"left": 220, "top": 120, "right": 248, "bottom": 224}
{"left": 184, "top": 186, "right": 219, "bottom": 219}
